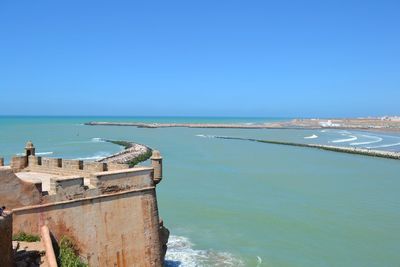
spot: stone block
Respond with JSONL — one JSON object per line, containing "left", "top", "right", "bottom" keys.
{"left": 50, "top": 176, "right": 84, "bottom": 195}
{"left": 62, "top": 159, "right": 83, "bottom": 170}
{"left": 28, "top": 155, "right": 40, "bottom": 166}
{"left": 84, "top": 162, "right": 106, "bottom": 172}
{"left": 10, "top": 156, "right": 27, "bottom": 172}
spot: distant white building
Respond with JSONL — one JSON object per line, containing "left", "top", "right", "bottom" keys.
{"left": 319, "top": 120, "right": 341, "bottom": 127}
{"left": 381, "top": 116, "right": 400, "bottom": 121}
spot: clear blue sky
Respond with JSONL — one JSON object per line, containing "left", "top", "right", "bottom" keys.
{"left": 1, "top": 0, "right": 399, "bottom": 117}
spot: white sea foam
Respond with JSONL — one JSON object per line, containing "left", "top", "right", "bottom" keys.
{"left": 15, "top": 152, "right": 54, "bottom": 156}
{"left": 256, "top": 256, "right": 263, "bottom": 267}
{"left": 331, "top": 135, "right": 358, "bottom": 143}
{"left": 195, "top": 134, "right": 215, "bottom": 138}
{"left": 35, "top": 151, "right": 54, "bottom": 156}
{"left": 164, "top": 235, "right": 244, "bottom": 267}
{"left": 91, "top": 137, "right": 105, "bottom": 142}
{"left": 350, "top": 135, "right": 383, "bottom": 146}
{"left": 76, "top": 152, "right": 110, "bottom": 161}
{"left": 367, "top": 142, "right": 400, "bottom": 149}
{"left": 304, "top": 134, "right": 318, "bottom": 139}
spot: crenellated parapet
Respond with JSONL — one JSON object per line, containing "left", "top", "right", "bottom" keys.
{"left": 4, "top": 141, "right": 165, "bottom": 198}
{"left": 26, "top": 156, "right": 129, "bottom": 178}
{"left": 10, "top": 156, "right": 28, "bottom": 172}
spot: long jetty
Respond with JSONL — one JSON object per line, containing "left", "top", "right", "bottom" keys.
{"left": 84, "top": 121, "right": 276, "bottom": 129}
{"left": 84, "top": 121, "right": 400, "bottom": 132}
{"left": 215, "top": 136, "right": 400, "bottom": 160}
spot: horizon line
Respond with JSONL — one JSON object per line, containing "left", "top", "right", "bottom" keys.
{"left": 0, "top": 114, "right": 397, "bottom": 119}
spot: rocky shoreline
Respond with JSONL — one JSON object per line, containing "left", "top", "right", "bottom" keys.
{"left": 97, "top": 140, "right": 153, "bottom": 167}
{"left": 215, "top": 136, "right": 400, "bottom": 160}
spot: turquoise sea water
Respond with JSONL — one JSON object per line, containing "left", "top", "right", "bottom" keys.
{"left": 1, "top": 116, "right": 400, "bottom": 267}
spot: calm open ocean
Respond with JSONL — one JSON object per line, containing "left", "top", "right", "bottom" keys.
{"left": 1, "top": 116, "right": 400, "bottom": 267}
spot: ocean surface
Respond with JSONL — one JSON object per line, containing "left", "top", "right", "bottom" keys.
{"left": 1, "top": 116, "right": 400, "bottom": 267}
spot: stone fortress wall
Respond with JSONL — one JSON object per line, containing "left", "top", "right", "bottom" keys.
{"left": 0, "top": 142, "right": 169, "bottom": 267}
{"left": 0, "top": 212, "right": 13, "bottom": 267}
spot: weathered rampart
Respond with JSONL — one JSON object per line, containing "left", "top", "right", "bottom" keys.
{"left": 0, "top": 142, "right": 168, "bottom": 267}
{"left": 25, "top": 156, "right": 129, "bottom": 179}
{"left": 13, "top": 187, "right": 163, "bottom": 266}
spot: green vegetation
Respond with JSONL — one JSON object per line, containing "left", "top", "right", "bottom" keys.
{"left": 106, "top": 140, "right": 133, "bottom": 149}
{"left": 59, "top": 236, "right": 88, "bottom": 267}
{"left": 12, "top": 232, "right": 41, "bottom": 242}
{"left": 128, "top": 148, "right": 152, "bottom": 167}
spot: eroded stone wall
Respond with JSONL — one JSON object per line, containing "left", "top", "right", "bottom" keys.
{"left": 0, "top": 213, "right": 13, "bottom": 267}
{"left": 90, "top": 167, "right": 154, "bottom": 191}
{"left": 13, "top": 188, "right": 163, "bottom": 267}
{"left": 0, "top": 167, "right": 41, "bottom": 209}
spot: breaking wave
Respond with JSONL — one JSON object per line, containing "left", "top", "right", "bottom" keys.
{"left": 195, "top": 134, "right": 216, "bottom": 138}
{"left": 256, "top": 256, "right": 263, "bottom": 267}
{"left": 36, "top": 151, "right": 54, "bottom": 156}
{"left": 164, "top": 235, "right": 244, "bottom": 267}
{"left": 331, "top": 135, "right": 358, "bottom": 143}
{"left": 76, "top": 152, "right": 111, "bottom": 161}
{"left": 91, "top": 137, "right": 105, "bottom": 142}
{"left": 350, "top": 135, "right": 383, "bottom": 146}
{"left": 16, "top": 151, "right": 54, "bottom": 156}
{"left": 304, "top": 134, "right": 318, "bottom": 139}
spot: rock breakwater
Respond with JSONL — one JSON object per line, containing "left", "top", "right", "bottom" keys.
{"left": 85, "top": 121, "right": 272, "bottom": 129}
{"left": 215, "top": 136, "right": 400, "bottom": 160}
{"left": 97, "top": 140, "right": 153, "bottom": 167}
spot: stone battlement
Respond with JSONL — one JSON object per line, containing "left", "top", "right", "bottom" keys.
{"left": 11, "top": 155, "right": 130, "bottom": 175}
